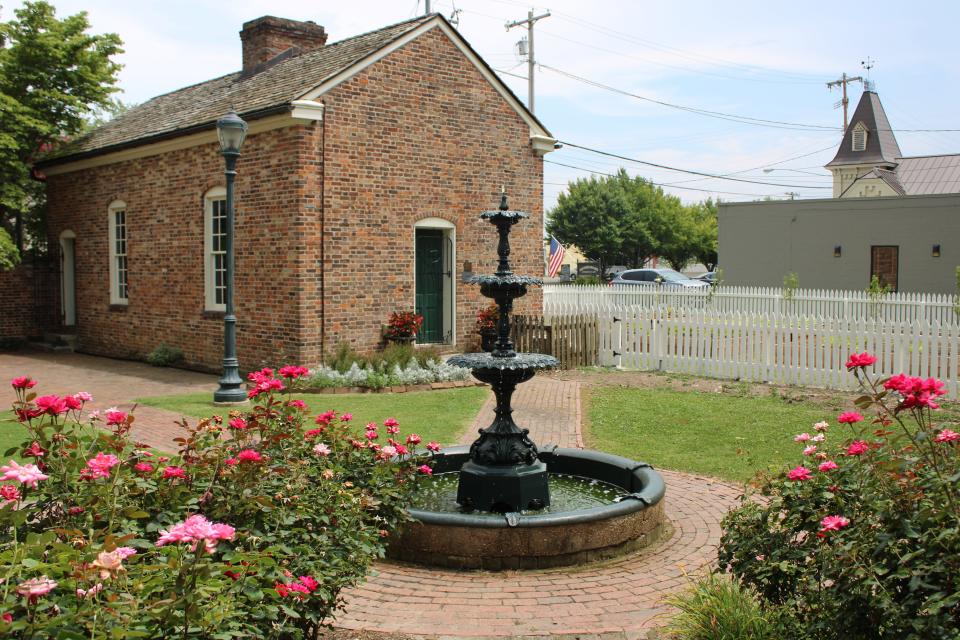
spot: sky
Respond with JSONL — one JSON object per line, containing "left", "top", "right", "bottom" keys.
{"left": 5, "top": 0, "right": 959, "bottom": 210}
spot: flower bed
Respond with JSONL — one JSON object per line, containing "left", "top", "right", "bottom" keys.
{"left": 298, "top": 357, "right": 473, "bottom": 392}
{"left": 716, "top": 353, "right": 960, "bottom": 638}
{"left": 1, "top": 369, "right": 439, "bottom": 637}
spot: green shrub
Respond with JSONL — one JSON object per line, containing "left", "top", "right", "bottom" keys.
{"left": 2, "top": 368, "right": 438, "bottom": 637}
{"left": 574, "top": 275, "right": 601, "bottom": 285}
{"left": 326, "top": 341, "right": 365, "bottom": 373}
{"left": 719, "top": 356, "right": 960, "bottom": 639}
{"left": 145, "top": 344, "right": 183, "bottom": 367}
{"left": 663, "top": 572, "right": 778, "bottom": 640}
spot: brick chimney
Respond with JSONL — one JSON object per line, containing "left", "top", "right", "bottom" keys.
{"left": 240, "top": 16, "right": 327, "bottom": 74}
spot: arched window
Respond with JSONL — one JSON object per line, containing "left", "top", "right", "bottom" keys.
{"left": 203, "top": 187, "right": 227, "bottom": 312}
{"left": 108, "top": 200, "right": 128, "bottom": 304}
{"left": 852, "top": 123, "right": 868, "bottom": 152}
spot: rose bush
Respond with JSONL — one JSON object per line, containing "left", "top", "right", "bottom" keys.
{"left": 719, "top": 353, "right": 960, "bottom": 639}
{"left": 0, "top": 367, "right": 437, "bottom": 637}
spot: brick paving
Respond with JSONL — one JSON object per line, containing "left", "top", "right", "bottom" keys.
{"left": 336, "top": 373, "right": 743, "bottom": 638}
{"left": 0, "top": 351, "right": 217, "bottom": 450}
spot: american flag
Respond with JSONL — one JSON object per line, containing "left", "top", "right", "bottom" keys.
{"left": 547, "top": 236, "right": 565, "bottom": 278}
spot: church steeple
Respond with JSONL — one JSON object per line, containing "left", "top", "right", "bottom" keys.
{"left": 826, "top": 90, "right": 902, "bottom": 196}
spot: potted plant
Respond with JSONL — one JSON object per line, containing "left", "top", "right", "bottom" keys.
{"left": 384, "top": 311, "right": 423, "bottom": 344}
{"left": 476, "top": 304, "right": 499, "bottom": 352}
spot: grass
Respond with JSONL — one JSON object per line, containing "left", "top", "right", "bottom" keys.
{"left": 585, "top": 387, "right": 844, "bottom": 483}
{"left": 0, "top": 411, "right": 27, "bottom": 460}
{"left": 136, "top": 387, "right": 489, "bottom": 445}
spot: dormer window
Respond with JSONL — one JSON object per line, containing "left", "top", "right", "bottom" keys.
{"left": 852, "top": 122, "right": 867, "bottom": 151}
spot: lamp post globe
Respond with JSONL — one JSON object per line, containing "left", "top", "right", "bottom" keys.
{"left": 213, "top": 111, "right": 248, "bottom": 404}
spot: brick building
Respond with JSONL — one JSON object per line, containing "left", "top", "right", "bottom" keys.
{"left": 29, "top": 14, "right": 555, "bottom": 370}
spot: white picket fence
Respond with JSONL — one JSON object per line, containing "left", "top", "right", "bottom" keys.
{"left": 544, "top": 284, "right": 960, "bottom": 326}
{"left": 588, "top": 307, "right": 960, "bottom": 398}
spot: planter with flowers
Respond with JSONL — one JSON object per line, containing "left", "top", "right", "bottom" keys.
{"left": 384, "top": 311, "right": 423, "bottom": 345}
{"left": 475, "top": 304, "right": 499, "bottom": 352}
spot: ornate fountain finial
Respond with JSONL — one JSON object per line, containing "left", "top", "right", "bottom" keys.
{"left": 499, "top": 187, "right": 508, "bottom": 211}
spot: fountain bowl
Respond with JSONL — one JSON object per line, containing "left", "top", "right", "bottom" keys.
{"left": 388, "top": 445, "right": 667, "bottom": 570}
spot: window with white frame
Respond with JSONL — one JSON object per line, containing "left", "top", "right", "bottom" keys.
{"left": 852, "top": 123, "right": 867, "bottom": 152}
{"left": 204, "top": 187, "right": 227, "bottom": 311}
{"left": 108, "top": 201, "right": 128, "bottom": 304}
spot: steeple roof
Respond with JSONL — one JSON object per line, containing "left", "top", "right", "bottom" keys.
{"left": 826, "top": 91, "right": 902, "bottom": 167}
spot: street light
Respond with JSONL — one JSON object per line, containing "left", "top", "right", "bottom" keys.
{"left": 213, "top": 111, "right": 248, "bottom": 404}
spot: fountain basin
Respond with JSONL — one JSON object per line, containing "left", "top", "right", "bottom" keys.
{"left": 389, "top": 446, "right": 667, "bottom": 570}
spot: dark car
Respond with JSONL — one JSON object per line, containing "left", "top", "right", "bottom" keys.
{"left": 610, "top": 268, "right": 709, "bottom": 288}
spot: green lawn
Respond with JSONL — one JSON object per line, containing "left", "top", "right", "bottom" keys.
{"left": 585, "top": 387, "right": 843, "bottom": 483}
{"left": 136, "top": 387, "right": 489, "bottom": 445}
{"left": 0, "top": 411, "right": 27, "bottom": 460}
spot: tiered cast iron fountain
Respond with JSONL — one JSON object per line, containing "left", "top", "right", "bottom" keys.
{"left": 447, "top": 192, "right": 558, "bottom": 513}
{"left": 389, "top": 193, "right": 666, "bottom": 570}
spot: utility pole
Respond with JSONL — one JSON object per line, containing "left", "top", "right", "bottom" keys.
{"left": 506, "top": 9, "right": 551, "bottom": 114}
{"left": 826, "top": 72, "right": 863, "bottom": 131}
{"left": 425, "top": 0, "right": 431, "bottom": 14}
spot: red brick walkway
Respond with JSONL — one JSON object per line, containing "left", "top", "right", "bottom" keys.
{"left": 0, "top": 351, "right": 217, "bottom": 450}
{"left": 335, "top": 375, "right": 743, "bottom": 638}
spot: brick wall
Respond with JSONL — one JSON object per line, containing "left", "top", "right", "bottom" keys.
{"left": 317, "top": 27, "right": 544, "bottom": 358}
{"left": 42, "top": 24, "right": 545, "bottom": 370}
{"left": 0, "top": 258, "right": 56, "bottom": 342}
{"left": 44, "top": 126, "right": 310, "bottom": 371}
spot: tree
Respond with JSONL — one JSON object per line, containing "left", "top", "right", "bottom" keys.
{"left": 0, "top": 1, "right": 122, "bottom": 266}
{"left": 547, "top": 168, "right": 719, "bottom": 274}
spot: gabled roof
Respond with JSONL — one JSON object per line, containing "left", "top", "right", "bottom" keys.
{"left": 40, "top": 14, "right": 551, "bottom": 167}
{"left": 826, "top": 91, "right": 902, "bottom": 168}
{"left": 896, "top": 154, "right": 960, "bottom": 195}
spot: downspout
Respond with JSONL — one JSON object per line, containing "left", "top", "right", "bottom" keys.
{"left": 319, "top": 100, "right": 326, "bottom": 364}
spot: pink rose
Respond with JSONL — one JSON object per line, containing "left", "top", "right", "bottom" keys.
{"left": 1, "top": 461, "right": 49, "bottom": 488}
{"left": 383, "top": 417, "right": 399, "bottom": 428}
{"left": 236, "top": 449, "right": 262, "bottom": 463}
{"left": 406, "top": 434, "right": 422, "bottom": 445}
{"left": 812, "top": 433, "right": 825, "bottom": 442}
{"left": 17, "top": 576, "right": 57, "bottom": 601}
{"left": 105, "top": 410, "right": 128, "bottom": 426}
{"left": 934, "top": 429, "right": 959, "bottom": 444}
{"left": 819, "top": 515, "right": 850, "bottom": 533}
{"left": 418, "top": 464, "right": 433, "bottom": 476}
{"left": 793, "top": 433, "right": 811, "bottom": 443}
{"left": 313, "top": 443, "right": 331, "bottom": 456}
{"left": 134, "top": 462, "right": 154, "bottom": 473}
{"left": 340, "top": 413, "right": 353, "bottom": 422}
{"left": 818, "top": 460, "right": 839, "bottom": 472}
{"left": 287, "top": 399, "right": 307, "bottom": 410}
{"left": 74, "top": 391, "right": 93, "bottom": 402}
{"left": 426, "top": 441, "right": 441, "bottom": 452}
{"left": 802, "top": 445, "right": 817, "bottom": 456}
{"left": 228, "top": 417, "right": 248, "bottom": 430}
{"left": 845, "top": 352, "right": 876, "bottom": 370}
{"left": 34, "top": 395, "right": 68, "bottom": 416}
{"left": 846, "top": 440, "right": 869, "bottom": 456}
{"left": 813, "top": 421, "right": 829, "bottom": 432}
{"left": 10, "top": 376, "right": 37, "bottom": 390}
{"left": 837, "top": 411, "right": 863, "bottom": 424}
{"left": 787, "top": 466, "right": 813, "bottom": 481}
{"left": 0, "top": 484, "right": 21, "bottom": 506}
{"left": 162, "top": 466, "right": 187, "bottom": 480}
{"left": 156, "top": 514, "right": 235, "bottom": 553}
{"left": 278, "top": 365, "right": 309, "bottom": 379}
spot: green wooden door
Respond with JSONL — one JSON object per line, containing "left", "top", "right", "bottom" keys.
{"left": 416, "top": 230, "right": 444, "bottom": 343}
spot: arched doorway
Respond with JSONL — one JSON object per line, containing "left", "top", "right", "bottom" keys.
{"left": 59, "top": 230, "right": 76, "bottom": 327}
{"left": 414, "top": 218, "right": 455, "bottom": 344}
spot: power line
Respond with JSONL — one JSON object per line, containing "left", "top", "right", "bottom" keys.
{"left": 558, "top": 142, "right": 834, "bottom": 189}
{"left": 545, "top": 159, "right": 786, "bottom": 198}
{"left": 540, "top": 64, "right": 838, "bottom": 131}
{"left": 539, "top": 64, "right": 960, "bottom": 134}
{"left": 662, "top": 143, "right": 838, "bottom": 186}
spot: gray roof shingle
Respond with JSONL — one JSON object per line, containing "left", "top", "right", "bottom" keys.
{"left": 41, "top": 14, "right": 435, "bottom": 165}
{"left": 826, "top": 91, "right": 902, "bottom": 168}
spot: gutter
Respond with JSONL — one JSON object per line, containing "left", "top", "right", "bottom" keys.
{"left": 35, "top": 104, "right": 292, "bottom": 169}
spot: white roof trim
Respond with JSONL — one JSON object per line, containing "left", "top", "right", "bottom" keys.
{"left": 299, "top": 16, "right": 555, "bottom": 148}
{"left": 290, "top": 100, "right": 325, "bottom": 122}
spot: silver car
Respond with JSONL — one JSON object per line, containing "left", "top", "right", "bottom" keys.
{"left": 610, "top": 268, "right": 709, "bottom": 288}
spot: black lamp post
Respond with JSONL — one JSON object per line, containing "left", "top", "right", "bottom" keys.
{"left": 213, "top": 111, "right": 248, "bottom": 404}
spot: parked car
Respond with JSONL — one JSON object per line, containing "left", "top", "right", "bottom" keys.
{"left": 697, "top": 271, "right": 719, "bottom": 284}
{"left": 610, "top": 268, "right": 709, "bottom": 288}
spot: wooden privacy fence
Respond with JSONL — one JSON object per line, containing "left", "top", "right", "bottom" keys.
{"left": 511, "top": 314, "right": 598, "bottom": 369}
{"left": 544, "top": 284, "right": 960, "bottom": 326}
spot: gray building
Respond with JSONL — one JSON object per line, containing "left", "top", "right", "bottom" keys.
{"left": 718, "top": 87, "right": 960, "bottom": 294}
{"left": 718, "top": 194, "right": 960, "bottom": 293}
